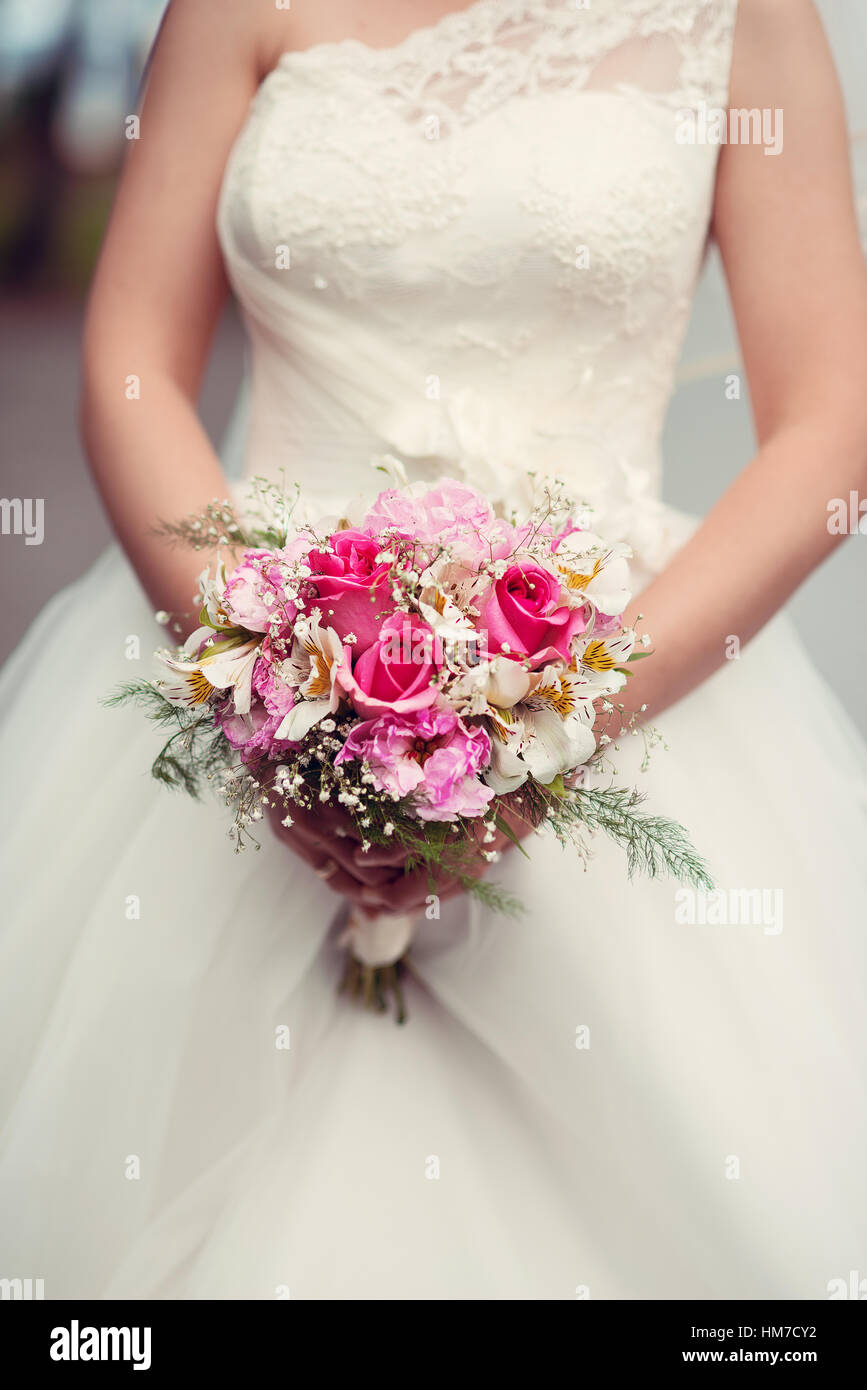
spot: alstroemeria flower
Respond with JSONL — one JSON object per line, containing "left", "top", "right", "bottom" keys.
{"left": 526, "top": 663, "right": 598, "bottom": 725}
{"left": 414, "top": 583, "right": 489, "bottom": 673}
{"left": 156, "top": 633, "right": 260, "bottom": 713}
{"left": 484, "top": 721, "right": 530, "bottom": 794}
{"left": 571, "top": 629, "right": 636, "bottom": 690}
{"left": 274, "top": 613, "right": 350, "bottom": 741}
{"left": 196, "top": 557, "right": 236, "bottom": 631}
{"left": 449, "top": 654, "right": 531, "bottom": 715}
{"left": 481, "top": 657, "right": 599, "bottom": 792}
{"left": 552, "top": 530, "right": 632, "bottom": 616}
{"left": 484, "top": 694, "right": 597, "bottom": 792}
{"left": 517, "top": 707, "right": 597, "bottom": 786}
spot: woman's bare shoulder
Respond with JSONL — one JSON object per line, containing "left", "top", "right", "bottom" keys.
{"left": 150, "top": 0, "right": 297, "bottom": 87}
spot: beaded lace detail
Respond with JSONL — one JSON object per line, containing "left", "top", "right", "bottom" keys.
{"left": 271, "top": 0, "right": 736, "bottom": 117}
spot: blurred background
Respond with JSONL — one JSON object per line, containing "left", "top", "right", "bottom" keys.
{"left": 1, "top": 0, "right": 865, "bottom": 730}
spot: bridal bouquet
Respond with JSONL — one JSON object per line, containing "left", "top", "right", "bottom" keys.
{"left": 113, "top": 472, "right": 711, "bottom": 1019}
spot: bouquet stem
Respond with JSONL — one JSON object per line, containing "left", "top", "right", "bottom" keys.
{"left": 339, "top": 956, "right": 409, "bottom": 1024}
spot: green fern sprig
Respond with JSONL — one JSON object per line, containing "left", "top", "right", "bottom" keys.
{"left": 105, "top": 680, "right": 234, "bottom": 797}
{"left": 549, "top": 785, "right": 714, "bottom": 890}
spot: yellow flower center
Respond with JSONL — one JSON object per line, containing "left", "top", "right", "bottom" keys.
{"left": 558, "top": 555, "right": 604, "bottom": 591}
{"left": 186, "top": 670, "right": 215, "bottom": 704}
{"left": 304, "top": 641, "right": 333, "bottom": 699}
{"left": 580, "top": 640, "right": 615, "bottom": 672}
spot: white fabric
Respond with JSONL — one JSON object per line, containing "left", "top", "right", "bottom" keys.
{"left": 1, "top": 0, "right": 866, "bottom": 1299}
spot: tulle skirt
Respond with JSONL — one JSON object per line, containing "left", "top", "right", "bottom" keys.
{"left": 1, "top": 541, "right": 866, "bottom": 1299}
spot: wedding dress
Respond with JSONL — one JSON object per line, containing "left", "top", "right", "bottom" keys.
{"left": 2, "top": 0, "right": 866, "bottom": 1301}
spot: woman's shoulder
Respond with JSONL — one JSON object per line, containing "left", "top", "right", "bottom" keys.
{"left": 149, "top": 0, "right": 286, "bottom": 88}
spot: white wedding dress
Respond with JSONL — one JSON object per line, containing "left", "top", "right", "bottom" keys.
{"left": 2, "top": 0, "right": 866, "bottom": 1301}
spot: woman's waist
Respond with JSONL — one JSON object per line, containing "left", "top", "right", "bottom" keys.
{"left": 232, "top": 366, "right": 679, "bottom": 570}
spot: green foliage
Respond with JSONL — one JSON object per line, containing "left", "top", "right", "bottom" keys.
{"left": 105, "top": 680, "right": 233, "bottom": 798}
{"left": 548, "top": 784, "right": 714, "bottom": 891}
{"left": 107, "top": 684, "right": 713, "bottom": 903}
{"left": 151, "top": 478, "right": 303, "bottom": 555}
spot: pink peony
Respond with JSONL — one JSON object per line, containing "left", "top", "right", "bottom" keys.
{"left": 362, "top": 480, "right": 494, "bottom": 547}
{"left": 279, "top": 533, "right": 317, "bottom": 564}
{"left": 336, "top": 707, "right": 494, "bottom": 821}
{"left": 223, "top": 550, "right": 296, "bottom": 633}
{"left": 588, "top": 610, "right": 623, "bottom": 638}
{"left": 445, "top": 517, "right": 535, "bottom": 569}
{"left": 483, "top": 519, "right": 535, "bottom": 562}
{"left": 480, "top": 561, "right": 586, "bottom": 669}
{"left": 252, "top": 654, "right": 294, "bottom": 720}
{"left": 338, "top": 613, "right": 441, "bottom": 719}
{"left": 306, "top": 529, "right": 393, "bottom": 649}
{"left": 217, "top": 698, "right": 295, "bottom": 765}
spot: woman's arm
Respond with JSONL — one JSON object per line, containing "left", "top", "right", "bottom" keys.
{"left": 614, "top": 0, "right": 867, "bottom": 730}
{"left": 80, "top": 0, "right": 261, "bottom": 623}
{"left": 82, "top": 0, "right": 403, "bottom": 908}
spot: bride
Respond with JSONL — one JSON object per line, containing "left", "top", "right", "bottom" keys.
{"left": 2, "top": 0, "right": 866, "bottom": 1300}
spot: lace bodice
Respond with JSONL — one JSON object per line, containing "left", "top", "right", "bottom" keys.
{"left": 217, "top": 0, "right": 738, "bottom": 572}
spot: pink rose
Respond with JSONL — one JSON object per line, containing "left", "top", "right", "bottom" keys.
{"left": 480, "top": 562, "right": 586, "bottom": 669}
{"left": 223, "top": 550, "right": 296, "bottom": 634}
{"left": 306, "top": 529, "right": 393, "bottom": 649}
{"left": 339, "top": 612, "right": 440, "bottom": 719}
{"left": 336, "top": 707, "right": 494, "bottom": 821}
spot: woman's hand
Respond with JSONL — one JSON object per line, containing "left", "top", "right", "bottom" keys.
{"left": 355, "top": 793, "right": 540, "bottom": 914}
{"left": 266, "top": 788, "right": 541, "bottom": 917}
{"left": 265, "top": 799, "right": 406, "bottom": 916}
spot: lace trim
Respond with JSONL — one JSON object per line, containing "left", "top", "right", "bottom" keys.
{"left": 275, "top": 0, "right": 512, "bottom": 68}
{"left": 261, "top": 0, "right": 738, "bottom": 118}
